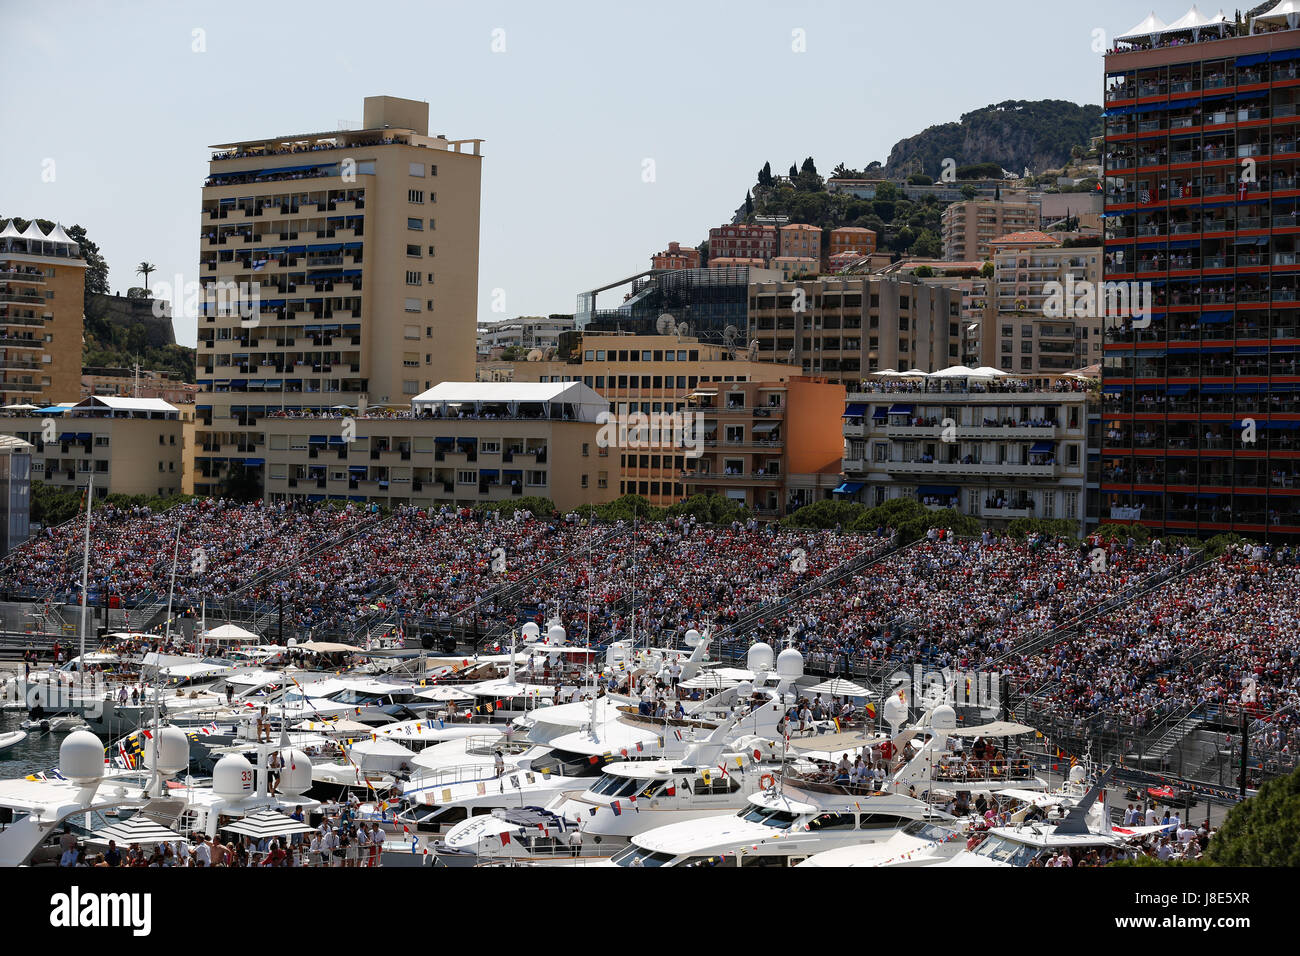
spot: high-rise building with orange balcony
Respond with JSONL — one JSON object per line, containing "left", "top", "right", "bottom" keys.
{"left": 1101, "top": 15, "right": 1300, "bottom": 538}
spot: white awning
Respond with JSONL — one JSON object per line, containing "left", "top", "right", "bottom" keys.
{"left": 20, "top": 221, "right": 48, "bottom": 243}
{"left": 411, "top": 380, "right": 608, "bottom": 423}
{"left": 1117, "top": 11, "right": 1168, "bottom": 41}
{"left": 46, "top": 223, "right": 79, "bottom": 245}
{"left": 1255, "top": 0, "right": 1300, "bottom": 32}
{"left": 0, "top": 220, "right": 23, "bottom": 240}
{"left": 929, "top": 365, "right": 977, "bottom": 379}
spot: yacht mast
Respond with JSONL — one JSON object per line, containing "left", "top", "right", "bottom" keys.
{"left": 77, "top": 474, "right": 93, "bottom": 675}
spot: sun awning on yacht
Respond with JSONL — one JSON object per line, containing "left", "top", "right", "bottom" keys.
{"left": 947, "top": 720, "right": 1037, "bottom": 737}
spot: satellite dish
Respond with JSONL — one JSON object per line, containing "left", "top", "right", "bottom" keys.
{"left": 525, "top": 349, "right": 544, "bottom": 362}
{"left": 723, "top": 325, "right": 739, "bottom": 346}
{"left": 747, "top": 339, "right": 760, "bottom": 361}
{"left": 676, "top": 322, "right": 690, "bottom": 337}
{"left": 656, "top": 313, "right": 676, "bottom": 335}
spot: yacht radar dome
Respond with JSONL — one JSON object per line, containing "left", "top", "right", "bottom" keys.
{"left": 145, "top": 726, "right": 190, "bottom": 776}
{"left": 883, "top": 693, "right": 908, "bottom": 731}
{"left": 684, "top": 629, "right": 702, "bottom": 647}
{"left": 213, "top": 753, "right": 255, "bottom": 799}
{"left": 546, "top": 624, "right": 567, "bottom": 645}
{"left": 735, "top": 681, "right": 754, "bottom": 700}
{"left": 930, "top": 704, "right": 957, "bottom": 733}
{"left": 521, "top": 622, "right": 540, "bottom": 641}
{"left": 1069, "top": 764, "right": 1087, "bottom": 784}
{"left": 775, "top": 647, "right": 804, "bottom": 680}
{"left": 746, "top": 641, "right": 775, "bottom": 673}
{"left": 59, "top": 730, "right": 106, "bottom": 785}
{"left": 279, "top": 749, "right": 313, "bottom": 796}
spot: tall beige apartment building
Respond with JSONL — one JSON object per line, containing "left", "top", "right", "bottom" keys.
{"left": 0, "top": 220, "right": 86, "bottom": 406}
{"left": 979, "top": 231, "right": 1103, "bottom": 376}
{"left": 748, "top": 276, "right": 961, "bottom": 384}
{"left": 941, "top": 199, "right": 1040, "bottom": 260}
{"left": 195, "top": 96, "right": 482, "bottom": 495}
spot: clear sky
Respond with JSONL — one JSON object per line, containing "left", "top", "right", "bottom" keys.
{"left": 1, "top": 0, "right": 1158, "bottom": 348}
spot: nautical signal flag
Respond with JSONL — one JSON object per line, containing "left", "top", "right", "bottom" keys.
{"left": 611, "top": 801, "right": 622, "bottom": 816}
{"left": 588, "top": 755, "right": 600, "bottom": 765}
{"left": 665, "top": 784, "right": 676, "bottom": 796}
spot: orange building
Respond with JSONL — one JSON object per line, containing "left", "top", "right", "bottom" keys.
{"left": 829, "top": 226, "right": 877, "bottom": 258}
{"left": 683, "top": 376, "right": 845, "bottom": 516}
{"left": 709, "top": 223, "right": 777, "bottom": 264}
{"left": 651, "top": 241, "right": 701, "bottom": 271}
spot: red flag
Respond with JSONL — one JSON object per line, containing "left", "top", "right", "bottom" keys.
{"left": 665, "top": 784, "right": 676, "bottom": 796}
{"left": 588, "top": 755, "right": 600, "bottom": 765}
{"left": 499, "top": 832, "right": 511, "bottom": 845}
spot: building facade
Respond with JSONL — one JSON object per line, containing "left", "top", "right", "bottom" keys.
{"left": 1, "top": 397, "right": 184, "bottom": 498}
{"left": 651, "top": 241, "right": 701, "bottom": 271}
{"left": 683, "top": 377, "right": 846, "bottom": 516}
{"left": 195, "top": 95, "right": 483, "bottom": 497}
{"left": 261, "top": 381, "right": 617, "bottom": 511}
{"left": 841, "top": 378, "right": 1093, "bottom": 536}
{"left": 504, "top": 333, "right": 804, "bottom": 507}
{"left": 1102, "top": 25, "right": 1300, "bottom": 537}
{"left": 0, "top": 220, "right": 87, "bottom": 406}
{"left": 829, "top": 226, "right": 878, "bottom": 258}
{"left": 475, "top": 315, "right": 574, "bottom": 358}
{"left": 983, "top": 231, "right": 1104, "bottom": 376}
{"left": 748, "top": 276, "right": 962, "bottom": 384}
{"left": 708, "top": 224, "right": 777, "bottom": 265}
{"left": 941, "top": 200, "right": 1041, "bottom": 260}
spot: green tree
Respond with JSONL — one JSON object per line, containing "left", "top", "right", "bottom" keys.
{"left": 960, "top": 184, "right": 978, "bottom": 200}
{"left": 980, "top": 261, "right": 995, "bottom": 278}
{"left": 744, "top": 191, "right": 754, "bottom": 217}
{"left": 1204, "top": 763, "right": 1300, "bottom": 866}
{"left": 912, "top": 265, "right": 935, "bottom": 278}
{"left": 912, "top": 229, "right": 942, "bottom": 259}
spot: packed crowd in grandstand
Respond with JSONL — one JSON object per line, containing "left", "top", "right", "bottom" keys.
{"left": 2, "top": 498, "right": 1297, "bottom": 765}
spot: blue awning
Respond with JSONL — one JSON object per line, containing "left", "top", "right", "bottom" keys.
{"left": 916, "top": 486, "right": 958, "bottom": 497}
{"left": 1166, "top": 384, "right": 1194, "bottom": 396}
{"left": 349, "top": 465, "right": 367, "bottom": 473}
{"left": 1167, "top": 239, "right": 1200, "bottom": 249}
{"left": 1102, "top": 385, "right": 1130, "bottom": 393}
{"left": 833, "top": 482, "right": 865, "bottom": 495}
{"left": 1029, "top": 441, "right": 1056, "bottom": 454}
{"left": 1271, "top": 50, "right": 1300, "bottom": 62}
{"left": 1236, "top": 53, "right": 1269, "bottom": 67}
{"left": 479, "top": 469, "right": 500, "bottom": 478}
{"left": 887, "top": 404, "right": 914, "bottom": 415}
{"left": 435, "top": 436, "right": 454, "bottom": 445}
{"left": 1198, "top": 312, "right": 1232, "bottom": 324}
{"left": 843, "top": 403, "right": 867, "bottom": 418}
{"left": 1201, "top": 383, "right": 1232, "bottom": 393}
{"left": 241, "top": 458, "right": 265, "bottom": 466}
{"left": 328, "top": 436, "right": 345, "bottom": 444}
{"left": 872, "top": 407, "right": 888, "bottom": 420}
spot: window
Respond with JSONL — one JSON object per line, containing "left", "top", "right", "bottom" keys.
{"left": 408, "top": 189, "right": 424, "bottom": 203}
{"left": 427, "top": 245, "right": 436, "bottom": 257}
{"left": 1065, "top": 491, "right": 1079, "bottom": 518}
{"left": 598, "top": 472, "right": 608, "bottom": 489}
{"left": 580, "top": 474, "right": 588, "bottom": 488}
{"left": 404, "top": 325, "right": 420, "bottom": 339}
{"left": 428, "top": 218, "right": 435, "bottom": 230}
{"left": 407, "top": 218, "right": 424, "bottom": 230}
{"left": 404, "top": 298, "right": 422, "bottom": 313}
{"left": 409, "top": 162, "right": 426, "bottom": 177}
{"left": 582, "top": 443, "right": 590, "bottom": 457}
{"left": 526, "top": 470, "right": 546, "bottom": 486}
{"left": 403, "top": 352, "right": 420, "bottom": 367}
{"left": 405, "top": 271, "right": 422, "bottom": 285}
{"left": 402, "top": 380, "right": 419, "bottom": 395}
{"left": 406, "top": 244, "right": 422, "bottom": 257}
{"left": 457, "top": 470, "right": 476, "bottom": 484}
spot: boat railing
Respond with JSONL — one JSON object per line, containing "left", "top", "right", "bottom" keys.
{"left": 406, "top": 761, "right": 517, "bottom": 792}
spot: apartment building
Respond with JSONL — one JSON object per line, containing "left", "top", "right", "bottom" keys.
{"left": 829, "top": 226, "right": 878, "bottom": 258}
{"left": 779, "top": 223, "right": 822, "bottom": 262}
{"left": 196, "top": 95, "right": 483, "bottom": 497}
{"left": 503, "top": 333, "right": 804, "bottom": 507}
{"left": 261, "top": 381, "right": 616, "bottom": 511}
{"left": 941, "top": 199, "right": 1041, "bottom": 260}
{"left": 651, "top": 241, "right": 701, "bottom": 271}
{"left": 841, "top": 377, "right": 1093, "bottom": 536}
{"left": 0, "top": 220, "right": 86, "bottom": 406}
{"left": 1102, "top": 17, "right": 1300, "bottom": 537}
{"left": 748, "top": 276, "right": 962, "bottom": 384}
{"left": 982, "top": 231, "right": 1104, "bottom": 376}
{"left": 683, "top": 377, "right": 846, "bottom": 516}
{"left": 1, "top": 396, "right": 184, "bottom": 498}
{"left": 708, "top": 223, "right": 777, "bottom": 265}
{"left": 476, "top": 315, "right": 574, "bottom": 358}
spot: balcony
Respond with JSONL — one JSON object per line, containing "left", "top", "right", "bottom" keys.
{"left": 884, "top": 459, "right": 1058, "bottom": 478}
{"left": 684, "top": 471, "right": 782, "bottom": 483}
{"left": 981, "top": 505, "right": 1034, "bottom": 520}
{"left": 0, "top": 270, "right": 45, "bottom": 284}
{"left": 885, "top": 423, "right": 1058, "bottom": 440}
{"left": 0, "top": 292, "right": 45, "bottom": 306}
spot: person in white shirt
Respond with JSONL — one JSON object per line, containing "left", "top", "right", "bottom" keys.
{"left": 1145, "top": 806, "right": 1158, "bottom": 826}
{"left": 357, "top": 824, "right": 371, "bottom": 867}
{"left": 194, "top": 838, "right": 212, "bottom": 867}
{"left": 308, "top": 832, "right": 322, "bottom": 867}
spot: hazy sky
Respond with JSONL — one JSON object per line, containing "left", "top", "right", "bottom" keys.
{"left": 1, "top": 0, "right": 1156, "bottom": 348}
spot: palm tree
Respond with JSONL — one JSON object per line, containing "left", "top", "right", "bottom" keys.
{"left": 135, "top": 261, "right": 156, "bottom": 295}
